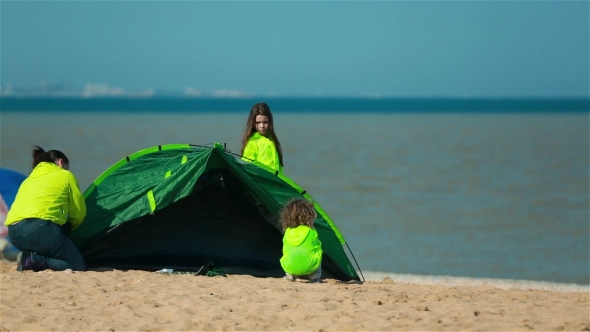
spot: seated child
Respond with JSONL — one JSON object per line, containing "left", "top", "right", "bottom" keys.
{"left": 279, "top": 198, "right": 323, "bottom": 283}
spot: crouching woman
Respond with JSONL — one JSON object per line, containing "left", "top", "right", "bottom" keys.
{"left": 5, "top": 146, "right": 87, "bottom": 272}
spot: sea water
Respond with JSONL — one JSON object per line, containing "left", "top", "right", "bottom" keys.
{"left": 1, "top": 97, "right": 588, "bottom": 288}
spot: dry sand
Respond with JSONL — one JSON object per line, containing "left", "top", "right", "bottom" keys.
{"left": 0, "top": 261, "right": 588, "bottom": 331}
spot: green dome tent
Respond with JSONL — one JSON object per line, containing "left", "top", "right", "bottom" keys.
{"left": 70, "top": 143, "right": 362, "bottom": 281}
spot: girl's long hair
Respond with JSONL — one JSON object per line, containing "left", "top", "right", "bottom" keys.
{"left": 240, "top": 102, "right": 284, "bottom": 167}
{"left": 32, "top": 146, "right": 69, "bottom": 169}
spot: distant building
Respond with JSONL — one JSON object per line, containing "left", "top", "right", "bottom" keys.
{"left": 184, "top": 87, "right": 202, "bottom": 97}
{"left": 82, "top": 84, "right": 124, "bottom": 97}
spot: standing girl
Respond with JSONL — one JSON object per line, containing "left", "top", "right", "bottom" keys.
{"left": 240, "top": 102, "right": 284, "bottom": 174}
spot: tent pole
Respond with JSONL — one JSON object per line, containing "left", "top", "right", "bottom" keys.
{"left": 345, "top": 242, "right": 365, "bottom": 282}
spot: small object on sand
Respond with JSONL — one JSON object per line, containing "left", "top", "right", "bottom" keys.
{"left": 156, "top": 268, "right": 174, "bottom": 274}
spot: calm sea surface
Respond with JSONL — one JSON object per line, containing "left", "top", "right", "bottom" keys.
{"left": 1, "top": 98, "right": 588, "bottom": 285}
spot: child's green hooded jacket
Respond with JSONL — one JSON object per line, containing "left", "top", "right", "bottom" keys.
{"left": 241, "top": 132, "right": 284, "bottom": 174}
{"left": 280, "top": 225, "right": 323, "bottom": 276}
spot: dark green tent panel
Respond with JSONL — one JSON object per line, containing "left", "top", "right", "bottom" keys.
{"left": 70, "top": 143, "right": 361, "bottom": 281}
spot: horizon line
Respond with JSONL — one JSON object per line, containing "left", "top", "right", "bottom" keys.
{"left": 1, "top": 95, "right": 588, "bottom": 100}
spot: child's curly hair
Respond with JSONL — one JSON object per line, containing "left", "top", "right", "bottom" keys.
{"left": 280, "top": 198, "right": 317, "bottom": 232}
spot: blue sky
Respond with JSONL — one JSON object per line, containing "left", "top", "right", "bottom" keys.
{"left": 1, "top": 1, "right": 588, "bottom": 97}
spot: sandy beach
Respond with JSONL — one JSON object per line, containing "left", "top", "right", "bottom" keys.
{"left": 0, "top": 261, "right": 588, "bottom": 331}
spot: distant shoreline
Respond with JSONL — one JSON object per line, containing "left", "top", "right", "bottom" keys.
{"left": 1, "top": 96, "right": 588, "bottom": 100}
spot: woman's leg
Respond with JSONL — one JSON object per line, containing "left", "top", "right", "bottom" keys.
{"left": 8, "top": 218, "right": 86, "bottom": 271}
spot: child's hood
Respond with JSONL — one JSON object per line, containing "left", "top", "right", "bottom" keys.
{"left": 285, "top": 225, "right": 311, "bottom": 247}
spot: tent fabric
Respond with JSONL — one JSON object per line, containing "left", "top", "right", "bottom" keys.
{"left": 70, "top": 143, "right": 360, "bottom": 281}
{"left": 0, "top": 168, "right": 27, "bottom": 210}
{"left": 0, "top": 167, "right": 27, "bottom": 260}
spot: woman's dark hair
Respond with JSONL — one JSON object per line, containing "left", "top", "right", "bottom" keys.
{"left": 240, "top": 102, "right": 284, "bottom": 167}
{"left": 32, "top": 145, "right": 69, "bottom": 169}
